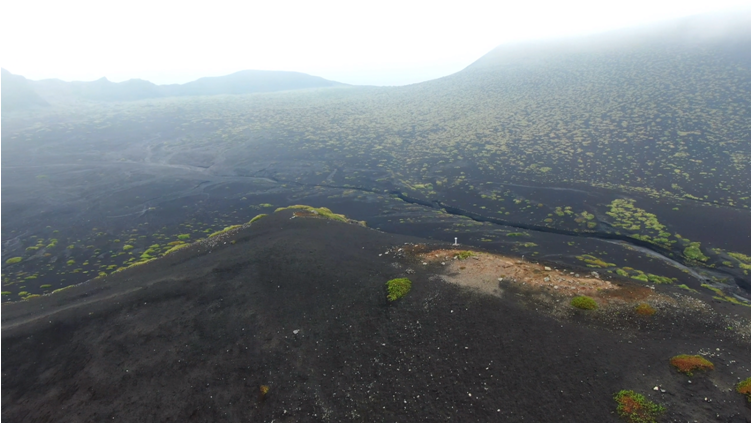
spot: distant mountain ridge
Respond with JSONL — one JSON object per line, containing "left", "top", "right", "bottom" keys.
{"left": 1, "top": 69, "right": 347, "bottom": 110}
{"left": 1, "top": 68, "right": 49, "bottom": 111}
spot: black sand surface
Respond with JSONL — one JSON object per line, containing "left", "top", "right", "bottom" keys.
{"left": 2, "top": 212, "right": 749, "bottom": 422}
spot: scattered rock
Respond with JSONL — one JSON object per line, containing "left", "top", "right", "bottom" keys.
{"left": 544, "top": 266, "right": 552, "bottom": 271}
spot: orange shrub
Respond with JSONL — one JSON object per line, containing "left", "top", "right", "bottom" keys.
{"left": 737, "top": 378, "right": 750, "bottom": 401}
{"left": 635, "top": 303, "right": 656, "bottom": 316}
{"left": 669, "top": 355, "right": 714, "bottom": 376}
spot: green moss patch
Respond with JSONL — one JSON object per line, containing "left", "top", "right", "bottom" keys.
{"left": 208, "top": 225, "right": 242, "bottom": 238}
{"left": 456, "top": 251, "right": 474, "bottom": 260}
{"left": 386, "top": 278, "right": 412, "bottom": 302}
{"left": 275, "top": 205, "right": 365, "bottom": 226}
{"left": 683, "top": 242, "right": 709, "bottom": 262}
{"left": 249, "top": 214, "right": 267, "bottom": 224}
{"left": 576, "top": 254, "right": 615, "bottom": 268}
{"left": 571, "top": 296, "right": 598, "bottom": 310}
{"left": 5, "top": 257, "right": 22, "bottom": 265}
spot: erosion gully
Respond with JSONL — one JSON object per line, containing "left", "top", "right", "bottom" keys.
{"left": 264, "top": 174, "right": 749, "bottom": 294}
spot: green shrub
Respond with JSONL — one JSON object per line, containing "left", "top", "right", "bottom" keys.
{"left": 571, "top": 296, "right": 598, "bottom": 310}
{"left": 386, "top": 278, "right": 412, "bottom": 302}
{"left": 683, "top": 242, "right": 709, "bottom": 262}
{"left": 614, "top": 390, "right": 665, "bottom": 422}
{"left": 5, "top": 257, "right": 22, "bottom": 265}
{"left": 456, "top": 251, "right": 474, "bottom": 260}
{"left": 122, "top": 244, "right": 134, "bottom": 251}
{"left": 40, "top": 284, "right": 52, "bottom": 289}
{"left": 1, "top": 291, "right": 10, "bottom": 295}
{"left": 631, "top": 272, "right": 649, "bottom": 282}
{"left": 177, "top": 234, "right": 191, "bottom": 240}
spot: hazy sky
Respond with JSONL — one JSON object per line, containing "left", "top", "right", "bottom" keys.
{"left": 1, "top": 0, "right": 748, "bottom": 86}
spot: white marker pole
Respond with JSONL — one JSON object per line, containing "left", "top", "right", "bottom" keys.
{"left": 453, "top": 237, "right": 459, "bottom": 246}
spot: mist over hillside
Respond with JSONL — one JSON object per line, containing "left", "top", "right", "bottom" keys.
{"left": 1, "top": 68, "right": 49, "bottom": 111}
{"left": 1, "top": 69, "right": 346, "bottom": 109}
{"left": 2, "top": 9, "right": 750, "bottom": 422}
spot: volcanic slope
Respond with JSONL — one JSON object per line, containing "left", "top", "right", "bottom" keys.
{"left": 2, "top": 211, "right": 749, "bottom": 422}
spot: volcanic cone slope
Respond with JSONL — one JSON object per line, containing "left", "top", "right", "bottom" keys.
{"left": 2, "top": 212, "right": 749, "bottom": 422}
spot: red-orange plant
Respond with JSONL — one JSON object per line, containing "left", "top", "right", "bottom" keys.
{"left": 670, "top": 355, "right": 714, "bottom": 376}
{"left": 635, "top": 303, "right": 656, "bottom": 316}
{"left": 737, "top": 378, "right": 750, "bottom": 401}
{"left": 614, "top": 390, "right": 665, "bottom": 423}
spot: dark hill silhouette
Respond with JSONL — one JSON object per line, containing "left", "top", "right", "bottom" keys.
{"left": 26, "top": 70, "right": 346, "bottom": 103}
{"left": 2, "top": 211, "right": 749, "bottom": 421}
{"left": 1, "top": 68, "right": 49, "bottom": 112}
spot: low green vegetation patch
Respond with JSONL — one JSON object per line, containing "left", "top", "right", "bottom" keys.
{"left": 249, "top": 214, "right": 267, "bottom": 224}
{"left": 614, "top": 390, "right": 665, "bottom": 423}
{"left": 209, "top": 225, "right": 242, "bottom": 238}
{"left": 702, "top": 284, "right": 751, "bottom": 306}
{"left": 646, "top": 274, "right": 676, "bottom": 284}
{"left": 506, "top": 232, "right": 527, "bottom": 237}
{"left": 165, "top": 243, "right": 191, "bottom": 255}
{"left": 677, "top": 284, "right": 698, "bottom": 293}
{"left": 386, "top": 278, "right": 412, "bottom": 302}
{"left": 669, "top": 354, "right": 714, "bottom": 376}
{"left": 455, "top": 251, "right": 474, "bottom": 260}
{"left": 728, "top": 252, "right": 751, "bottom": 264}
{"left": 576, "top": 254, "right": 615, "bottom": 268}
{"left": 571, "top": 296, "right": 598, "bottom": 310}
{"left": 276, "top": 205, "right": 348, "bottom": 222}
{"left": 51, "top": 285, "right": 76, "bottom": 294}
{"left": 5, "top": 257, "right": 22, "bottom": 265}
{"left": 275, "top": 205, "right": 366, "bottom": 226}
{"left": 683, "top": 242, "right": 709, "bottom": 262}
